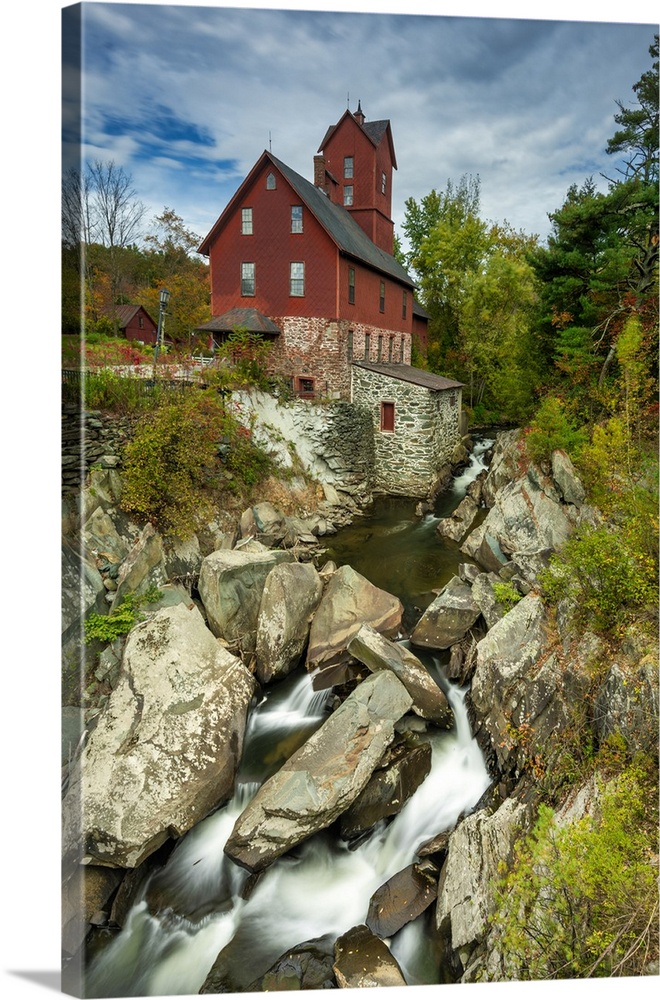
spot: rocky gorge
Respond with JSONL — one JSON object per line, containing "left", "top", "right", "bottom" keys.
{"left": 61, "top": 426, "right": 659, "bottom": 994}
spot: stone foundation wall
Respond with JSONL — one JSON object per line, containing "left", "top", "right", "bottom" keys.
{"left": 351, "top": 367, "right": 462, "bottom": 497}
{"left": 62, "top": 404, "right": 134, "bottom": 496}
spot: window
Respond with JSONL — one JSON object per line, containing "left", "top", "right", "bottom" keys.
{"left": 379, "top": 281, "right": 385, "bottom": 313}
{"left": 381, "top": 171, "right": 387, "bottom": 195}
{"left": 347, "top": 329, "right": 354, "bottom": 360}
{"left": 364, "top": 333, "right": 370, "bottom": 358}
{"left": 291, "top": 205, "right": 303, "bottom": 233}
{"left": 241, "top": 262, "right": 255, "bottom": 296}
{"left": 381, "top": 401, "right": 395, "bottom": 432}
{"left": 290, "top": 261, "right": 305, "bottom": 296}
{"left": 348, "top": 267, "right": 355, "bottom": 304}
{"left": 297, "top": 377, "right": 315, "bottom": 398}
{"left": 377, "top": 335, "right": 383, "bottom": 361}
{"left": 402, "top": 291, "right": 407, "bottom": 319}
{"left": 344, "top": 156, "right": 354, "bottom": 179}
{"left": 400, "top": 338, "right": 405, "bottom": 362}
{"left": 266, "top": 172, "right": 276, "bottom": 190}
{"left": 388, "top": 336, "right": 394, "bottom": 362}
{"left": 241, "top": 207, "right": 253, "bottom": 235}
{"left": 344, "top": 185, "right": 353, "bottom": 207}
{"left": 138, "top": 315, "right": 144, "bottom": 329}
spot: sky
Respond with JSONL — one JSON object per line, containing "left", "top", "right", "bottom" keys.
{"left": 1, "top": 3, "right": 659, "bottom": 1000}
{"left": 60, "top": 1, "right": 658, "bottom": 256}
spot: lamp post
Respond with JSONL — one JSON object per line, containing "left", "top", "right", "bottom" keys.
{"left": 153, "top": 288, "right": 170, "bottom": 364}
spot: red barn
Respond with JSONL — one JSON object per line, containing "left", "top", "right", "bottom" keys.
{"left": 198, "top": 104, "right": 427, "bottom": 399}
{"left": 113, "top": 304, "right": 158, "bottom": 345}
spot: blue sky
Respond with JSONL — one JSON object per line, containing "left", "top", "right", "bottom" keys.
{"left": 61, "top": 1, "right": 658, "bottom": 252}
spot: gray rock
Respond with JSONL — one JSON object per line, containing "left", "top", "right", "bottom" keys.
{"left": 223, "top": 671, "right": 413, "bottom": 873}
{"left": 198, "top": 548, "right": 293, "bottom": 653}
{"left": 247, "top": 939, "right": 336, "bottom": 992}
{"left": 255, "top": 562, "right": 324, "bottom": 683}
{"left": 348, "top": 624, "right": 453, "bottom": 726}
{"left": 470, "top": 572, "right": 508, "bottom": 630}
{"left": 333, "top": 924, "right": 407, "bottom": 988}
{"left": 62, "top": 603, "right": 255, "bottom": 869}
{"left": 82, "top": 507, "right": 131, "bottom": 565}
{"left": 436, "top": 495, "right": 480, "bottom": 544}
{"left": 481, "top": 429, "right": 523, "bottom": 507}
{"left": 366, "top": 860, "right": 438, "bottom": 938}
{"left": 410, "top": 576, "right": 482, "bottom": 650}
{"left": 306, "top": 565, "right": 403, "bottom": 686}
{"left": 163, "top": 532, "right": 203, "bottom": 581}
{"left": 340, "top": 738, "right": 432, "bottom": 839}
{"left": 551, "top": 449, "right": 586, "bottom": 506}
{"left": 111, "top": 522, "right": 167, "bottom": 608}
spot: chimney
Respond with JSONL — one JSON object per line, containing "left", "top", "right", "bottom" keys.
{"left": 314, "top": 154, "right": 326, "bottom": 189}
{"left": 353, "top": 100, "right": 365, "bottom": 126}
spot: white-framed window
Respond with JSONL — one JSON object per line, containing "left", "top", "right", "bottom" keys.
{"left": 241, "top": 207, "right": 253, "bottom": 235}
{"left": 344, "top": 185, "right": 353, "bottom": 207}
{"left": 344, "top": 156, "right": 354, "bottom": 179}
{"left": 241, "top": 262, "right": 255, "bottom": 296}
{"left": 291, "top": 205, "right": 303, "bottom": 233}
{"left": 290, "top": 261, "right": 305, "bottom": 296}
{"left": 266, "top": 172, "right": 276, "bottom": 190}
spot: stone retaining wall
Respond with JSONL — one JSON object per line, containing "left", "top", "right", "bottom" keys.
{"left": 61, "top": 404, "right": 134, "bottom": 496}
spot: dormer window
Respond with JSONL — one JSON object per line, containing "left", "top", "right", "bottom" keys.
{"left": 266, "top": 172, "right": 276, "bottom": 190}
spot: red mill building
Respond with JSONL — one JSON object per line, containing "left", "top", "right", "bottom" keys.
{"left": 198, "top": 105, "right": 463, "bottom": 497}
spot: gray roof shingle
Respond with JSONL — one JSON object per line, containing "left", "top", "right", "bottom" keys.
{"left": 352, "top": 361, "right": 464, "bottom": 391}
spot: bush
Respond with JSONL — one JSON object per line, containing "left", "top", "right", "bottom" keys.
{"left": 540, "top": 523, "right": 657, "bottom": 634}
{"left": 84, "top": 586, "right": 163, "bottom": 644}
{"left": 489, "top": 764, "right": 659, "bottom": 979}
{"left": 525, "top": 395, "right": 587, "bottom": 465}
{"left": 491, "top": 580, "right": 522, "bottom": 613}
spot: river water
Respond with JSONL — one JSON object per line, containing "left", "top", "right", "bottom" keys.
{"left": 84, "top": 437, "right": 494, "bottom": 997}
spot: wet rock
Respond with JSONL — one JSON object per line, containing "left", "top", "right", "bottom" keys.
{"left": 255, "top": 562, "right": 324, "bottom": 684}
{"left": 247, "top": 938, "right": 336, "bottom": 991}
{"left": 348, "top": 624, "right": 453, "bottom": 726}
{"left": 366, "top": 860, "right": 439, "bottom": 938}
{"left": 333, "top": 924, "right": 407, "bottom": 988}
{"left": 410, "top": 576, "right": 481, "bottom": 651}
{"left": 459, "top": 521, "right": 510, "bottom": 573}
{"left": 223, "top": 671, "right": 413, "bottom": 873}
{"left": 340, "top": 737, "right": 432, "bottom": 839}
{"left": 435, "top": 495, "right": 480, "bottom": 544}
{"left": 198, "top": 547, "right": 293, "bottom": 654}
{"left": 62, "top": 603, "right": 256, "bottom": 869}
{"left": 306, "top": 564, "right": 403, "bottom": 686}
{"left": 62, "top": 865, "right": 124, "bottom": 957}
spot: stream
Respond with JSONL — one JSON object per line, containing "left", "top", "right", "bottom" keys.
{"left": 84, "top": 436, "right": 494, "bottom": 997}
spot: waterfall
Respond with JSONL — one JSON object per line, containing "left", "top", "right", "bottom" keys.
{"left": 84, "top": 437, "right": 495, "bottom": 997}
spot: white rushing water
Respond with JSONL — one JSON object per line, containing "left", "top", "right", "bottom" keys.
{"left": 86, "top": 674, "right": 490, "bottom": 997}
{"left": 85, "top": 439, "right": 495, "bottom": 997}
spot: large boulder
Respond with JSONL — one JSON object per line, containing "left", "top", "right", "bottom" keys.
{"left": 366, "top": 860, "right": 439, "bottom": 938}
{"left": 435, "top": 495, "right": 480, "bottom": 544}
{"left": 348, "top": 624, "right": 453, "bottom": 726}
{"left": 62, "top": 603, "right": 255, "bottom": 869}
{"left": 306, "top": 565, "right": 403, "bottom": 686}
{"left": 198, "top": 548, "right": 293, "bottom": 654}
{"left": 247, "top": 939, "right": 336, "bottom": 992}
{"left": 339, "top": 737, "right": 433, "bottom": 840}
{"left": 469, "top": 593, "right": 569, "bottom": 777}
{"left": 435, "top": 795, "right": 535, "bottom": 976}
{"left": 255, "top": 562, "right": 324, "bottom": 684}
{"left": 111, "top": 522, "right": 168, "bottom": 608}
{"left": 333, "top": 924, "right": 407, "bottom": 988}
{"left": 410, "top": 576, "right": 481, "bottom": 651}
{"left": 480, "top": 429, "right": 523, "bottom": 507}
{"left": 551, "top": 448, "right": 586, "bottom": 506}
{"left": 223, "top": 671, "right": 413, "bottom": 873}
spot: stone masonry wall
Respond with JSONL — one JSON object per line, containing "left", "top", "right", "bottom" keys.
{"left": 351, "top": 366, "right": 462, "bottom": 498}
{"left": 267, "top": 317, "right": 412, "bottom": 400}
{"left": 62, "top": 403, "right": 134, "bottom": 497}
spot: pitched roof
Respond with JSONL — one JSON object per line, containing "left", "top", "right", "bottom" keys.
{"left": 352, "top": 361, "right": 464, "bottom": 391}
{"left": 196, "top": 307, "right": 281, "bottom": 334}
{"left": 199, "top": 150, "right": 414, "bottom": 288}
{"left": 412, "top": 298, "right": 431, "bottom": 320}
{"left": 113, "top": 304, "right": 156, "bottom": 328}
{"left": 317, "top": 109, "right": 397, "bottom": 169}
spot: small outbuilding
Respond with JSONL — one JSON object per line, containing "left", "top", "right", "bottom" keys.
{"left": 113, "top": 304, "right": 158, "bottom": 345}
{"left": 352, "top": 361, "right": 465, "bottom": 497}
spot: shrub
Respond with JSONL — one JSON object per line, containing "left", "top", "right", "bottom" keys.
{"left": 540, "top": 523, "right": 656, "bottom": 634}
{"left": 489, "top": 764, "right": 659, "bottom": 979}
{"left": 84, "top": 586, "right": 163, "bottom": 644}
{"left": 491, "top": 580, "right": 522, "bottom": 613}
{"left": 525, "top": 395, "right": 587, "bottom": 465}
